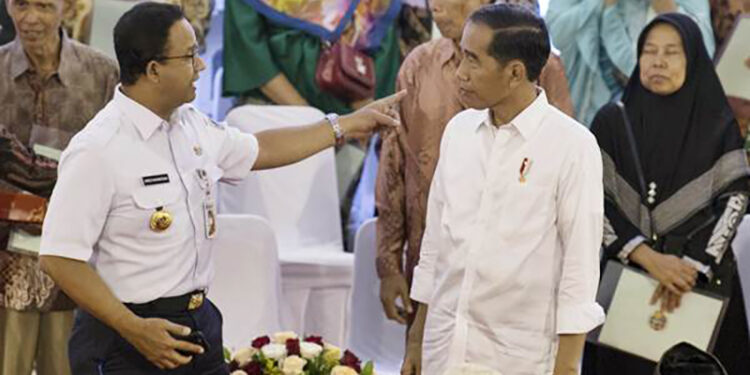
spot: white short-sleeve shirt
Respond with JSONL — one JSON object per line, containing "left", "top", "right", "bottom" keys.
{"left": 40, "top": 87, "right": 259, "bottom": 303}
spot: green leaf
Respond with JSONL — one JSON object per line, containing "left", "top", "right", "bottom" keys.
{"left": 223, "top": 347, "right": 232, "bottom": 363}
{"left": 361, "top": 361, "right": 374, "bottom": 375}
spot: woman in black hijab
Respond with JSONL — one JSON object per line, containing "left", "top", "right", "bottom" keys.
{"left": 583, "top": 13, "right": 750, "bottom": 374}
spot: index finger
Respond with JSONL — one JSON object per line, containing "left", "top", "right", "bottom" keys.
{"left": 374, "top": 90, "right": 407, "bottom": 108}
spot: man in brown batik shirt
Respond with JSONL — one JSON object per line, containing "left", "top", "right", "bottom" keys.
{"left": 0, "top": 0, "right": 118, "bottom": 374}
{"left": 376, "top": 0, "right": 574, "bottom": 325}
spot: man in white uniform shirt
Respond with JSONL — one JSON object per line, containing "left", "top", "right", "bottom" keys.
{"left": 36, "top": 2, "right": 403, "bottom": 374}
{"left": 401, "top": 4, "right": 605, "bottom": 375}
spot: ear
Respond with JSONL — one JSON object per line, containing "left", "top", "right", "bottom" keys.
{"left": 144, "top": 60, "right": 161, "bottom": 84}
{"left": 507, "top": 60, "right": 527, "bottom": 88}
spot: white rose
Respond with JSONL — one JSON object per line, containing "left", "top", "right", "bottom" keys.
{"left": 272, "top": 331, "right": 299, "bottom": 344}
{"left": 231, "top": 347, "right": 257, "bottom": 367}
{"left": 230, "top": 371, "right": 249, "bottom": 375}
{"left": 281, "top": 355, "right": 307, "bottom": 375}
{"left": 323, "top": 343, "right": 342, "bottom": 363}
{"left": 299, "top": 342, "right": 323, "bottom": 359}
{"left": 331, "top": 365, "right": 358, "bottom": 375}
{"left": 261, "top": 343, "right": 287, "bottom": 360}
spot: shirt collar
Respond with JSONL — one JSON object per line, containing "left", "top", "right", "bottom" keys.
{"left": 56, "top": 31, "right": 78, "bottom": 87}
{"left": 476, "top": 89, "right": 549, "bottom": 141}
{"left": 113, "top": 86, "right": 172, "bottom": 140}
{"left": 9, "top": 29, "right": 75, "bottom": 86}
{"left": 437, "top": 37, "right": 460, "bottom": 66}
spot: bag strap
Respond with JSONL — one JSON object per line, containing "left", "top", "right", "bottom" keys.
{"left": 616, "top": 101, "right": 648, "bottom": 198}
{"left": 616, "top": 101, "right": 657, "bottom": 238}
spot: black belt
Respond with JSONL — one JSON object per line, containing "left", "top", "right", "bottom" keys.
{"left": 125, "top": 290, "right": 205, "bottom": 314}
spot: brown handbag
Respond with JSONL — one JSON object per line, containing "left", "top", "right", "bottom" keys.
{"left": 315, "top": 40, "right": 376, "bottom": 102}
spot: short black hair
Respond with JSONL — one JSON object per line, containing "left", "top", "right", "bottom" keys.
{"left": 114, "top": 2, "right": 185, "bottom": 85}
{"left": 468, "top": 3, "right": 550, "bottom": 81}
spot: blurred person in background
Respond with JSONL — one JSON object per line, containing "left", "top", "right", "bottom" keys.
{"left": 710, "top": 0, "right": 750, "bottom": 149}
{"left": 584, "top": 14, "right": 750, "bottom": 374}
{"left": 546, "top": 0, "right": 715, "bottom": 125}
{"left": 0, "top": 0, "right": 118, "bottom": 374}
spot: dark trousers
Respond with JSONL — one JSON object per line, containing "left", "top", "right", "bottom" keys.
{"left": 68, "top": 298, "right": 228, "bottom": 375}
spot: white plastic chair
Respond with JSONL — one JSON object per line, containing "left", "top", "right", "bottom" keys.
{"left": 347, "top": 218, "right": 405, "bottom": 375}
{"left": 90, "top": 0, "right": 135, "bottom": 60}
{"left": 209, "top": 214, "right": 284, "bottom": 350}
{"left": 219, "top": 105, "right": 354, "bottom": 345}
{"left": 731, "top": 214, "right": 750, "bottom": 331}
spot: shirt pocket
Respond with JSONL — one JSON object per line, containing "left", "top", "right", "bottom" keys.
{"left": 126, "top": 184, "right": 186, "bottom": 242}
{"left": 132, "top": 184, "right": 182, "bottom": 209}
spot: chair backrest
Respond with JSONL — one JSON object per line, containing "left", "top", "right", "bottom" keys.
{"left": 347, "top": 218, "right": 405, "bottom": 371}
{"left": 209, "top": 214, "right": 283, "bottom": 349}
{"left": 731, "top": 214, "right": 750, "bottom": 332}
{"left": 219, "top": 105, "right": 344, "bottom": 253}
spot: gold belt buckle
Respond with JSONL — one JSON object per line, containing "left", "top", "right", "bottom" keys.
{"left": 188, "top": 292, "right": 204, "bottom": 310}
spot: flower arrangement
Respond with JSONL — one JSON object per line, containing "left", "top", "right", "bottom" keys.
{"left": 228, "top": 331, "right": 375, "bottom": 375}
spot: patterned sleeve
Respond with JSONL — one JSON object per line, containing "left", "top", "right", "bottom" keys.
{"left": 375, "top": 68, "right": 410, "bottom": 279}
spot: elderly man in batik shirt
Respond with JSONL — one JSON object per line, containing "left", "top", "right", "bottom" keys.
{"left": 376, "top": 0, "right": 574, "bottom": 325}
{"left": 0, "top": 0, "right": 118, "bottom": 374}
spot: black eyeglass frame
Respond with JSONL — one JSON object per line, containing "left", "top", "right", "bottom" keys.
{"left": 154, "top": 46, "right": 200, "bottom": 64}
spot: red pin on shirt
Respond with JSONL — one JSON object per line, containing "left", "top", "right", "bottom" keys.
{"left": 519, "top": 157, "right": 532, "bottom": 183}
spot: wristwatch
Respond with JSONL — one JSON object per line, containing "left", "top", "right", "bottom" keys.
{"left": 325, "top": 113, "right": 345, "bottom": 146}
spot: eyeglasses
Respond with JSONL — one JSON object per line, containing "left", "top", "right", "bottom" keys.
{"left": 155, "top": 46, "right": 200, "bottom": 66}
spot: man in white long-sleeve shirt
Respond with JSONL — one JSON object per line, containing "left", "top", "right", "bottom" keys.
{"left": 400, "top": 4, "right": 605, "bottom": 375}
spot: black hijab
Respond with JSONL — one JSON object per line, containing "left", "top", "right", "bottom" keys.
{"left": 592, "top": 13, "right": 748, "bottom": 236}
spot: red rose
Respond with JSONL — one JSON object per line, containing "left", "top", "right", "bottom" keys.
{"left": 251, "top": 336, "right": 270, "bottom": 349}
{"left": 242, "top": 361, "right": 263, "bottom": 375}
{"left": 304, "top": 335, "right": 324, "bottom": 346}
{"left": 340, "top": 350, "right": 362, "bottom": 372}
{"left": 286, "top": 338, "right": 301, "bottom": 356}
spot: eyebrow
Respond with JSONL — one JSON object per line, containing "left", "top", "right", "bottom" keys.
{"left": 643, "top": 42, "right": 682, "bottom": 48}
{"left": 463, "top": 48, "right": 479, "bottom": 60}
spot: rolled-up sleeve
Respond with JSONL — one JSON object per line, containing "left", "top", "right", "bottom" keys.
{"left": 555, "top": 132, "right": 606, "bottom": 334}
{"left": 600, "top": 5, "right": 637, "bottom": 77}
{"left": 40, "top": 144, "right": 114, "bottom": 261}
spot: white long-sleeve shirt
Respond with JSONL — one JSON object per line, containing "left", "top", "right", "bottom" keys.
{"left": 411, "top": 91, "right": 605, "bottom": 375}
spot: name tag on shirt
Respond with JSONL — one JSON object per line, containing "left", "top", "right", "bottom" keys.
{"left": 142, "top": 174, "right": 170, "bottom": 186}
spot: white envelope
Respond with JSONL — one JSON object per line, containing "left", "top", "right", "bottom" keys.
{"left": 593, "top": 262, "right": 727, "bottom": 362}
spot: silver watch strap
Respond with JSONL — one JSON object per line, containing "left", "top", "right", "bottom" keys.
{"left": 325, "top": 113, "right": 344, "bottom": 145}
